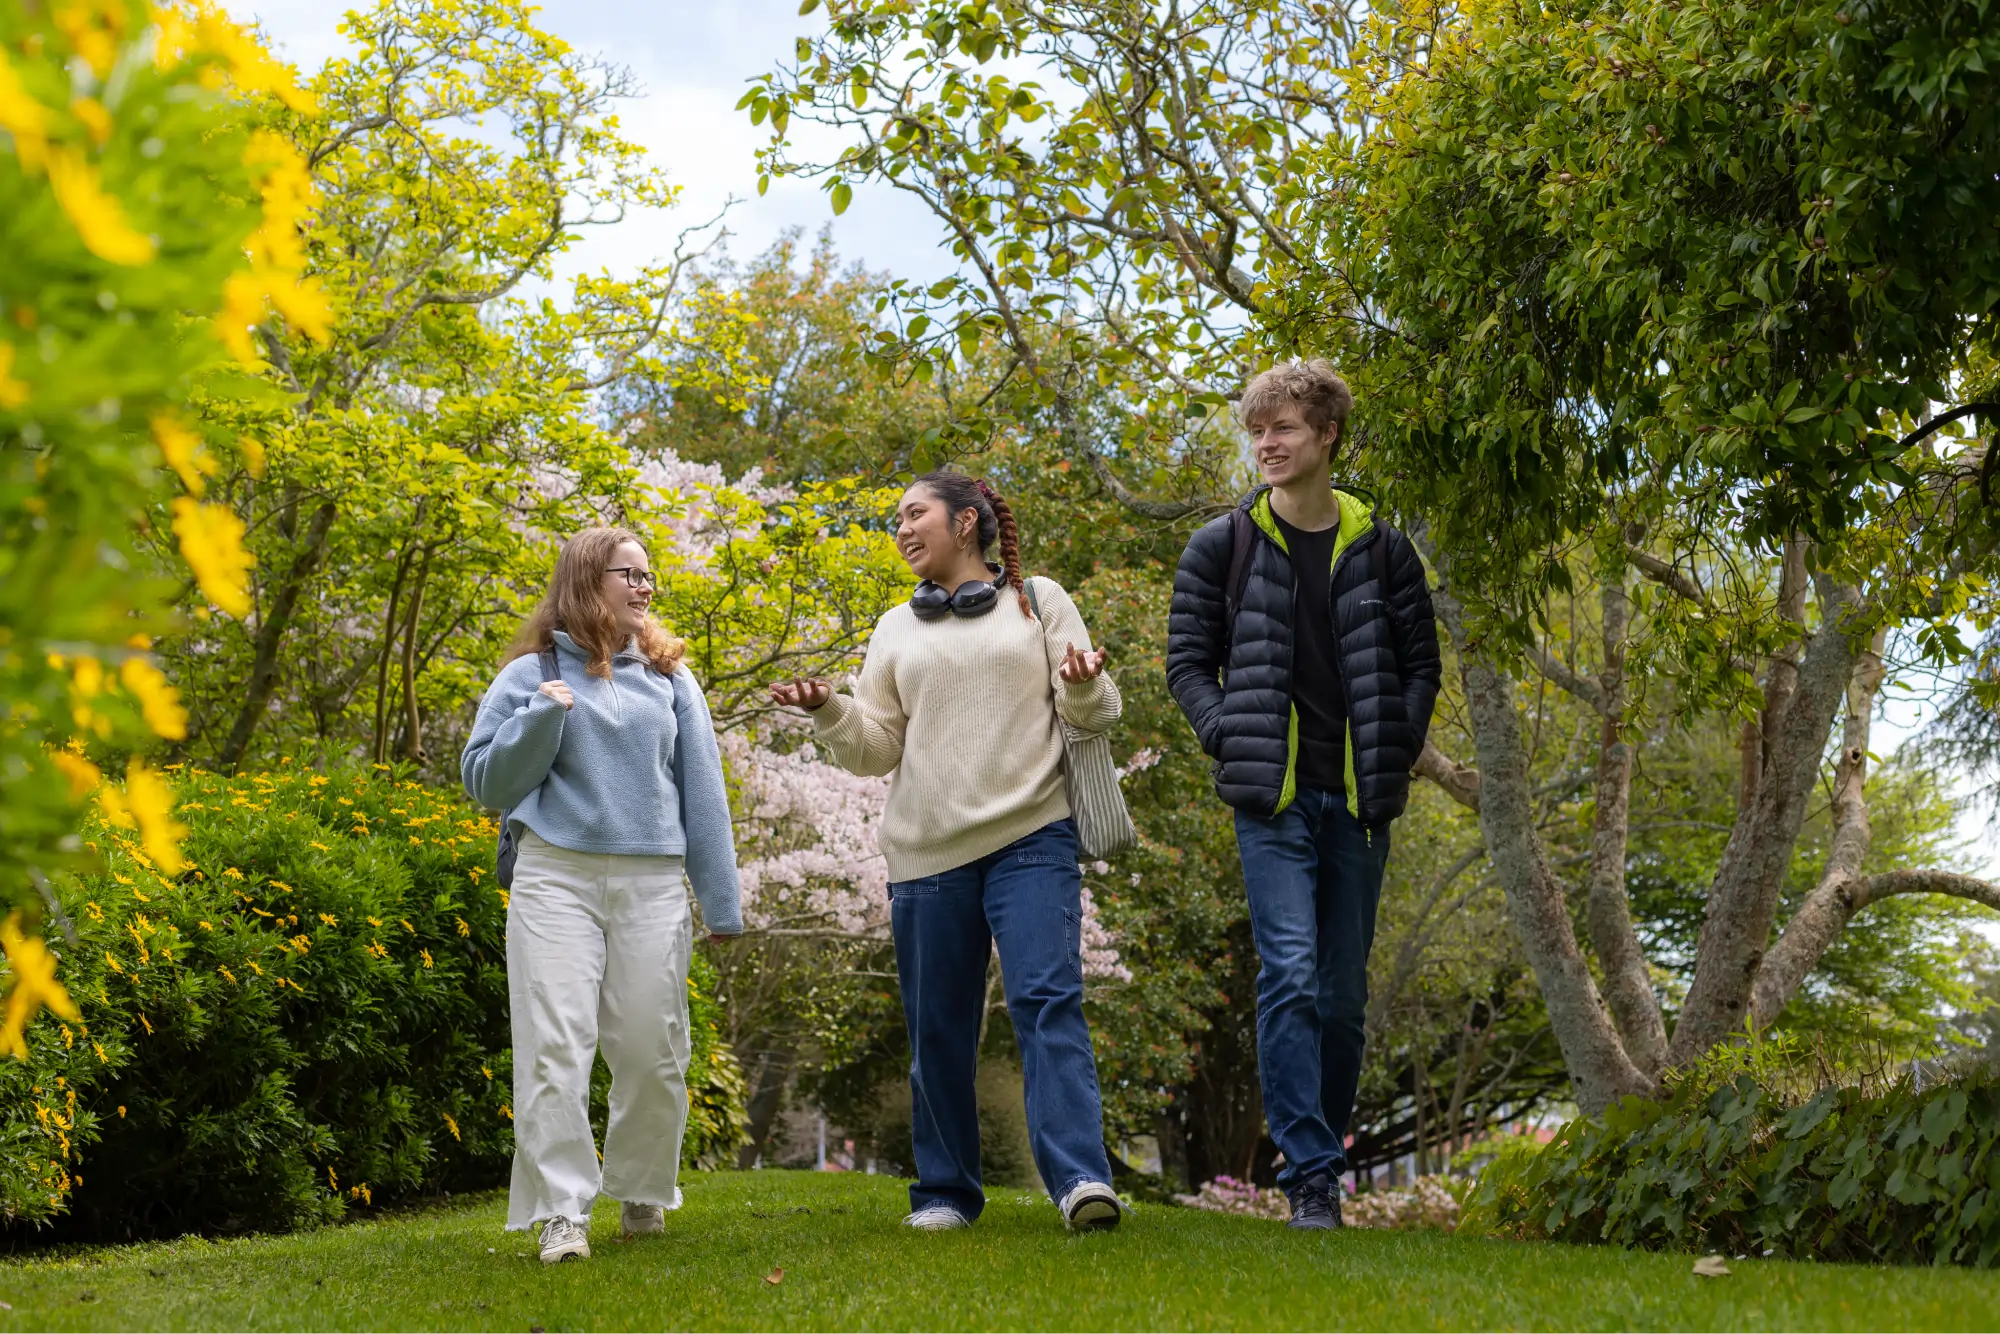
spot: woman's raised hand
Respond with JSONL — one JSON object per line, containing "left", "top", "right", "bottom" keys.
{"left": 769, "top": 678, "right": 832, "bottom": 711}
{"left": 1058, "top": 643, "right": 1108, "bottom": 683}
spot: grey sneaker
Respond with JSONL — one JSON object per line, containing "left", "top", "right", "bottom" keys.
{"left": 620, "top": 1201, "right": 665, "bottom": 1235}
{"left": 1059, "top": 1180, "right": 1123, "bottom": 1231}
{"left": 903, "top": 1203, "right": 971, "bottom": 1231}
{"left": 538, "top": 1215, "right": 590, "bottom": 1263}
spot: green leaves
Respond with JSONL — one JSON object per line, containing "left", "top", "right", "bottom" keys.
{"left": 830, "top": 179, "right": 854, "bottom": 215}
{"left": 1466, "top": 1064, "right": 2000, "bottom": 1267}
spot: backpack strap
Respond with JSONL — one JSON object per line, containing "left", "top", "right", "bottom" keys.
{"left": 537, "top": 648, "right": 559, "bottom": 682}
{"left": 1222, "top": 508, "right": 1256, "bottom": 646}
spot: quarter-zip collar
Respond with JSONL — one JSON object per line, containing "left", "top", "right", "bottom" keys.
{"left": 552, "top": 630, "right": 648, "bottom": 723}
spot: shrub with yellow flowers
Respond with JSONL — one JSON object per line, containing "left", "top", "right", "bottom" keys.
{"left": 0, "top": 763, "right": 747, "bottom": 1236}
{"left": 0, "top": 2, "right": 328, "bottom": 1054}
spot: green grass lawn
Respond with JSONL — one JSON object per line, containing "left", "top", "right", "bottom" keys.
{"left": 2, "top": 1169, "right": 1997, "bottom": 1332}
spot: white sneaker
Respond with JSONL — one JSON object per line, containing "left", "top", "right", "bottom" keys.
{"left": 538, "top": 1215, "right": 590, "bottom": 1264}
{"left": 903, "top": 1203, "right": 971, "bottom": 1231}
{"left": 1059, "top": 1180, "right": 1123, "bottom": 1232}
{"left": 620, "top": 1201, "right": 665, "bottom": 1236}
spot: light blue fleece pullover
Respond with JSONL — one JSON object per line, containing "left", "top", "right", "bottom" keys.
{"left": 460, "top": 631, "right": 743, "bottom": 935}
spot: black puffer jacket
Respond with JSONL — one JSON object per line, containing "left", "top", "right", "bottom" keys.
{"left": 1166, "top": 486, "right": 1442, "bottom": 823}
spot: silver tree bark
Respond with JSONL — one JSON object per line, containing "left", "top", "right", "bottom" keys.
{"left": 1665, "top": 579, "right": 1866, "bottom": 1064}
{"left": 1433, "top": 573, "right": 1656, "bottom": 1112}
{"left": 1583, "top": 580, "right": 1669, "bottom": 1077}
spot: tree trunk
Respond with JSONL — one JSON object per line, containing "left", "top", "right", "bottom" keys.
{"left": 1434, "top": 571, "right": 1655, "bottom": 1113}
{"left": 737, "top": 1047, "right": 794, "bottom": 1169}
{"left": 215, "top": 502, "right": 337, "bottom": 771}
{"left": 371, "top": 545, "right": 415, "bottom": 763}
{"left": 396, "top": 548, "right": 432, "bottom": 764}
{"left": 1584, "top": 579, "right": 1669, "bottom": 1076}
{"left": 1667, "top": 578, "right": 1863, "bottom": 1065}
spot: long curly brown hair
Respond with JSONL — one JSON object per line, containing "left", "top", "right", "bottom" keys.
{"left": 507, "top": 526, "right": 685, "bottom": 678}
{"left": 913, "top": 470, "right": 1033, "bottom": 618}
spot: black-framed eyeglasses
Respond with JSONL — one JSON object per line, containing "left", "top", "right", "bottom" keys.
{"left": 606, "top": 566, "right": 657, "bottom": 591}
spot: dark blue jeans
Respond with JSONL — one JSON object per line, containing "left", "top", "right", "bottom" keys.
{"left": 889, "top": 817, "right": 1112, "bottom": 1219}
{"left": 1234, "top": 786, "right": 1390, "bottom": 1193}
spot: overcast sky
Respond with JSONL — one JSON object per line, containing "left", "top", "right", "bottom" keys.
{"left": 231, "top": 0, "right": 1998, "bottom": 877}
{"left": 230, "top": 0, "right": 954, "bottom": 287}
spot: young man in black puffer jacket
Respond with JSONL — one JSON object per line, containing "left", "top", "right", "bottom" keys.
{"left": 1166, "top": 360, "right": 1441, "bottom": 1230}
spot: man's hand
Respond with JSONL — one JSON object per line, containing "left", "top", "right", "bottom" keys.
{"left": 769, "top": 679, "right": 832, "bottom": 711}
{"left": 1058, "top": 643, "right": 1108, "bottom": 683}
{"left": 538, "top": 680, "right": 575, "bottom": 710}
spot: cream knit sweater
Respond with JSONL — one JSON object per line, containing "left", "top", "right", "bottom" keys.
{"left": 813, "top": 575, "right": 1121, "bottom": 882}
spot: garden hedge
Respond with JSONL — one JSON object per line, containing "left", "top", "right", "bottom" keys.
{"left": 1, "top": 763, "right": 746, "bottom": 1239}
{"left": 1465, "top": 1066, "right": 2000, "bottom": 1266}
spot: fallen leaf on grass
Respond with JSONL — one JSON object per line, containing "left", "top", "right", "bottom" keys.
{"left": 765, "top": 1267, "right": 785, "bottom": 1285}
{"left": 1692, "top": 1255, "right": 1731, "bottom": 1278}
{"left": 0, "top": 1300, "right": 11, "bottom": 1312}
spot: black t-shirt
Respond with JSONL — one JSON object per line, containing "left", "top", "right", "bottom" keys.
{"left": 1273, "top": 512, "right": 1347, "bottom": 791}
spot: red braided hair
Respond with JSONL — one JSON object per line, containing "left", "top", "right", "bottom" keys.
{"left": 976, "top": 479, "right": 1033, "bottom": 619}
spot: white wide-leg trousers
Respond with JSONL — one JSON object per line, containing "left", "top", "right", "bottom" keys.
{"left": 506, "top": 829, "right": 693, "bottom": 1231}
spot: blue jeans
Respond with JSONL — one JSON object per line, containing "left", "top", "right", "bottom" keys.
{"left": 888, "top": 817, "right": 1112, "bottom": 1219}
{"left": 1234, "top": 786, "right": 1390, "bottom": 1193}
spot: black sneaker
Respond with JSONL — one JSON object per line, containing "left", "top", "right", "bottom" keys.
{"left": 1286, "top": 1174, "right": 1343, "bottom": 1230}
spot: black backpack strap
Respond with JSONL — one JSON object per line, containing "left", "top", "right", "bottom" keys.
{"left": 1222, "top": 509, "right": 1256, "bottom": 645}
{"left": 537, "top": 648, "right": 559, "bottom": 681}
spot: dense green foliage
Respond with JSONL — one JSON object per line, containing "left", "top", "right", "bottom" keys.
{"left": 0, "top": 764, "right": 744, "bottom": 1238}
{"left": 1320, "top": 0, "right": 2000, "bottom": 576}
{"left": 0, "top": 0, "right": 318, "bottom": 961}
{"left": 1467, "top": 1054, "right": 2000, "bottom": 1266}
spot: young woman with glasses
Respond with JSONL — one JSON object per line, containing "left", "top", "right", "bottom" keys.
{"left": 462, "top": 526, "right": 742, "bottom": 1264}
{"left": 770, "top": 472, "right": 1125, "bottom": 1233}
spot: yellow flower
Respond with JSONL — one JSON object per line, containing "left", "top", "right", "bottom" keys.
{"left": 151, "top": 413, "right": 213, "bottom": 497}
{"left": 455, "top": 917, "right": 470, "bottom": 938}
{"left": 0, "top": 916, "right": 81, "bottom": 1060}
{"left": 218, "top": 966, "right": 237, "bottom": 984}
{"left": 118, "top": 656, "right": 189, "bottom": 741}
{"left": 49, "top": 750, "right": 102, "bottom": 801}
{"left": 419, "top": 949, "right": 433, "bottom": 968}
{"left": 317, "top": 913, "right": 337, "bottom": 927}
{"left": 170, "top": 498, "right": 254, "bottom": 619}
{"left": 96, "top": 760, "right": 186, "bottom": 874}
{"left": 0, "top": 342, "right": 29, "bottom": 410}
{"left": 69, "top": 96, "right": 113, "bottom": 146}
{"left": 53, "top": 0, "right": 126, "bottom": 79}
{"left": 47, "top": 147, "right": 155, "bottom": 265}
{"left": 0, "top": 48, "right": 51, "bottom": 171}
{"left": 442, "top": 1113, "right": 460, "bottom": 1142}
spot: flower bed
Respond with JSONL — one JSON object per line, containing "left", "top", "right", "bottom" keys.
{"left": 1174, "top": 1173, "right": 1463, "bottom": 1230}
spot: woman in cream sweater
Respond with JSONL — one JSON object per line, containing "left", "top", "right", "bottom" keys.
{"left": 770, "top": 471, "right": 1124, "bottom": 1233}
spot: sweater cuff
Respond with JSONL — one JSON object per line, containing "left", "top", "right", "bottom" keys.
{"left": 811, "top": 692, "right": 858, "bottom": 746}
{"left": 1057, "top": 672, "right": 1120, "bottom": 732}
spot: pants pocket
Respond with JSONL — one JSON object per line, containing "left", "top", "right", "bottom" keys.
{"left": 1063, "top": 908, "right": 1083, "bottom": 983}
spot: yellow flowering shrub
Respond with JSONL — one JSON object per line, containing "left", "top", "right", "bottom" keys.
{"left": 0, "top": 763, "right": 746, "bottom": 1235}
{"left": 0, "top": 2, "right": 328, "bottom": 1055}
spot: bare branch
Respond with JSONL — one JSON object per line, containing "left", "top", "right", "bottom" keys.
{"left": 1415, "top": 739, "right": 1482, "bottom": 812}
